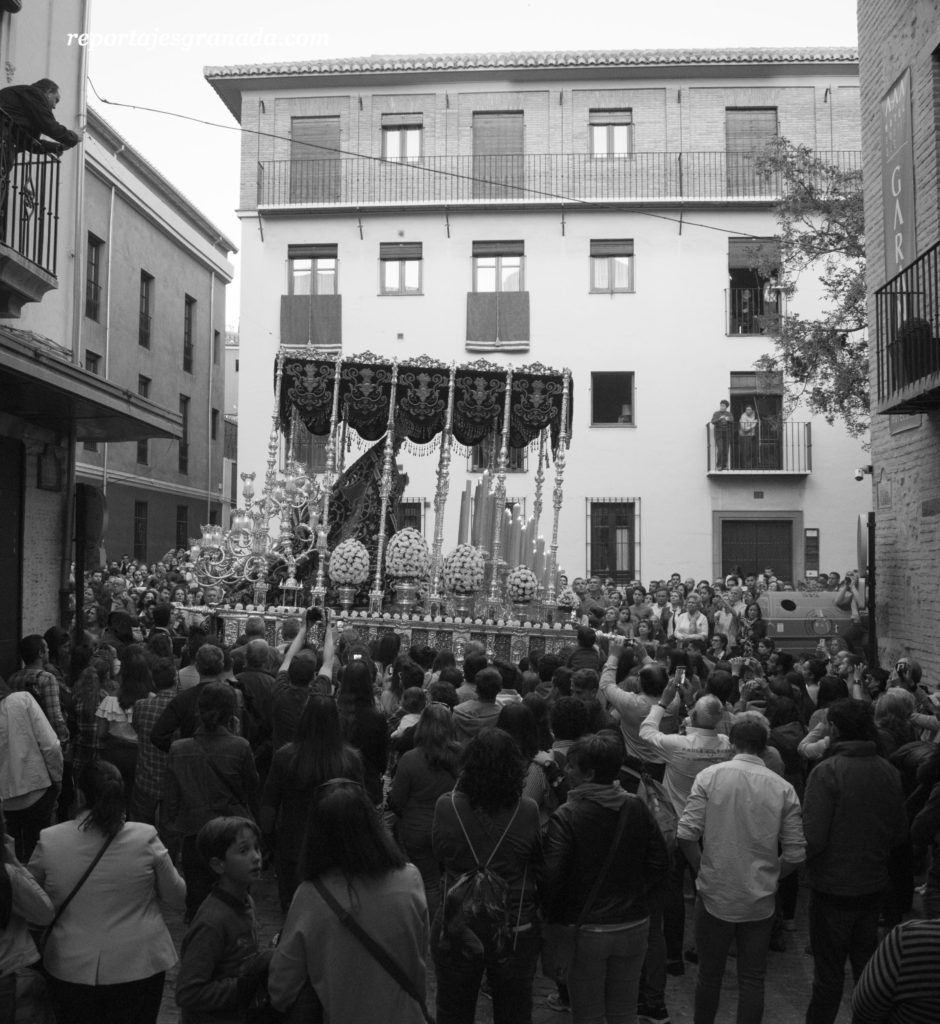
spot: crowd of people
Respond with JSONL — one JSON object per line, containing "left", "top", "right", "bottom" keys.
{"left": 1, "top": 558, "right": 938, "bottom": 1024}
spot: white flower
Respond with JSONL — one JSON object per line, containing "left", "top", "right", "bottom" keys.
{"left": 556, "top": 586, "right": 579, "bottom": 609}
{"left": 443, "top": 544, "right": 485, "bottom": 594}
{"left": 329, "top": 539, "right": 370, "bottom": 585}
{"left": 385, "top": 528, "right": 431, "bottom": 580}
{"left": 507, "top": 565, "right": 538, "bottom": 602}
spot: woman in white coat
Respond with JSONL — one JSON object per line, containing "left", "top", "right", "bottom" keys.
{"left": 28, "top": 760, "right": 186, "bottom": 1024}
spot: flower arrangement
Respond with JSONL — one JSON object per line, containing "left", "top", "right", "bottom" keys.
{"left": 507, "top": 565, "right": 538, "bottom": 603}
{"left": 443, "top": 544, "right": 486, "bottom": 594}
{"left": 556, "top": 586, "right": 579, "bottom": 609}
{"left": 329, "top": 538, "right": 370, "bottom": 586}
{"left": 385, "top": 528, "right": 431, "bottom": 580}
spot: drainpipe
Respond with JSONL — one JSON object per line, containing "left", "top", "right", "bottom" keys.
{"left": 101, "top": 179, "right": 116, "bottom": 496}
{"left": 207, "top": 269, "right": 216, "bottom": 524}
{"left": 70, "top": 0, "right": 91, "bottom": 366}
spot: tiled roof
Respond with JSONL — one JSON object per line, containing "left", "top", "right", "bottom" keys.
{"left": 205, "top": 47, "right": 858, "bottom": 79}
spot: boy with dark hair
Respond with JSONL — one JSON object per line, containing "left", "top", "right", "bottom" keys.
{"left": 176, "top": 816, "right": 272, "bottom": 1022}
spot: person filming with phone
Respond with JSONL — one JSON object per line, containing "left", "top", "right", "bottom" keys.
{"left": 640, "top": 666, "right": 733, "bottom": 976}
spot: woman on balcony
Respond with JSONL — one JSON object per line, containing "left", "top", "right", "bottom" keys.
{"left": 738, "top": 405, "right": 758, "bottom": 469}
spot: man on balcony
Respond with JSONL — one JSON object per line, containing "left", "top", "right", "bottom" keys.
{"left": 0, "top": 79, "right": 81, "bottom": 155}
{"left": 710, "top": 399, "right": 734, "bottom": 470}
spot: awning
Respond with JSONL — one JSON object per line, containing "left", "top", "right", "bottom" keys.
{"left": 0, "top": 328, "right": 182, "bottom": 442}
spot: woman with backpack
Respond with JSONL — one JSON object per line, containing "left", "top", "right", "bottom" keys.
{"left": 496, "top": 702, "right": 564, "bottom": 827}
{"left": 431, "top": 728, "right": 543, "bottom": 1024}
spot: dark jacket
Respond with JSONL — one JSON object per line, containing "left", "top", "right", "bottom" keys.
{"left": 164, "top": 729, "right": 259, "bottom": 836}
{"left": 543, "top": 789, "right": 669, "bottom": 926}
{"left": 340, "top": 706, "right": 388, "bottom": 805}
{"left": 176, "top": 886, "right": 260, "bottom": 1024}
{"left": 803, "top": 740, "right": 908, "bottom": 898}
{"left": 0, "top": 84, "right": 80, "bottom": 150}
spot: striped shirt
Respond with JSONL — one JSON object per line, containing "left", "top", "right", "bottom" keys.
{"left": 852, "top": 919, "right": 940, "bottom": 1024}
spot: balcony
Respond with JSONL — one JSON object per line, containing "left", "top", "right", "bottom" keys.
{"left": 875, "top": 241, "right": 940, "bottom": 413}
{"left": 0, "top": 112, "right": 62, "bottom": 317}
{"left": 706, "top": 420, "right": 811, "bottom": 475}
{"left": 728, "top": 286, "right": 779, "bottom": 335}
{"left": 256, "top": 150, "right": 861, "bottom": 212}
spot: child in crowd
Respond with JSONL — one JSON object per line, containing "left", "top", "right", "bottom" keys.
{"left": 176, "top": 816, "right": 273, "bottom": 1024}
{"left": 391, "top": 686, "right": 427, "bottom": 740}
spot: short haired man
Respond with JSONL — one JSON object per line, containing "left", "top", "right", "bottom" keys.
{"left": 131, "top": 657, "right": 179, "bottom": 830}
{"left": 803, "top": 699, "right": 908, "bottom": 1024}
{"left": 641, "top": 674, "right": 733, "bottom": 974}
{"left": 8, "top": 635, "right": 69, "bottom": 744}
{"left": 711, "top": 399, "right": 735, "bottom": 470}
{"left": 452, "top": 666, "right": 502, "bottom": 742}
{"left": 678, "top": 715, "right": 805, "bottom": 1024}
{"left": 0, "top": 78, "right": 81, "bottom": 154}
{"left": 151, "top": 643, "right": 229, "bottom": 751}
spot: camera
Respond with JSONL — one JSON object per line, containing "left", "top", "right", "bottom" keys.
{"left": 854, "top": 465, "right": 873, "bottom": 482}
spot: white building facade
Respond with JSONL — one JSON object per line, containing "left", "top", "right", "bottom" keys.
{"left": 207, "top": 48, "right": 871, "bottom": 586}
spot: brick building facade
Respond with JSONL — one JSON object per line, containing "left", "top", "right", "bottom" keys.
{"left": 858, "top": 2, "right": 940, "bottom": 677}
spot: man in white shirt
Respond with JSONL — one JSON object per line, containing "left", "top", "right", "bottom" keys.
{"left": 673, "top": 594, "right": 709, "bottom": 645}
{"left": 677, "top": 715, "right": 805, "bottom": 1024}
{"left": 641, "top": 676, "right": 733, "bottom": 975}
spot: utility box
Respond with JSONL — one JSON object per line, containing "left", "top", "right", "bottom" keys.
{"left": 757, "top": 591, "right": 856, "bottom": 653}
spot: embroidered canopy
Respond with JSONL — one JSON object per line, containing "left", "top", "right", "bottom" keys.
{"left": 279, "top": 352, "right": 573, "bottom": 453}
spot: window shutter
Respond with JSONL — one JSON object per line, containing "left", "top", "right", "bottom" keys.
{"left": 725, "top": 108, "right": 778, "bottom": 152}
{"left": 290, "top": 116, "right": 340, "bottom": 160}
{"left": 288, "top": 244, "right": 338, "bottom": 260}
{"left": 590, "top": 239, "right": 634, "bottom": 257}
{"left": 728, "top": 238, "right": 780, "bottom": 269}
{"left": 472, "top": 112, "right": 524, "bottom": 155}
{"left": 381, "top": 113, "right": 423, "bottom": 127}
{"left": 589, "top": 109, "right": 632, "bottom": 125}
{"left": 472, "top": 240, "right": 525, "bottom": 258}
{"left": 379, "top": 242, "right": 422, "bottom": 260}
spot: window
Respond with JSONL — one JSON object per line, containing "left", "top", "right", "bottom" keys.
{"left": 213, "top": 329, "right": 221, "bottom": 365}
{"left": 290, "top": 116, "right": 340, "bottom": 203}
{"left": 589, "top": 110, "right": 633, "bottom": 158}
{"left": 289, "top": 429, "right": 327, "bottom": 473}
{"left": 288, "top": 244, "right": 338, "bottom": 295}
{"left": 587, "top": 499, "right": 638, "bottom": 586}
{"left": 397, "top": 498, "right": 425, "bottom": 533}
{"left": 84, "top": 351, "right": 100, "bottom": 375}
{"left": 590, "top": 240, "right": 634, "bottom": 293}
{"left": 82, "top": 440, "right": 98, "bottom": 453}
{"left": 136, "top": 438, "right": 148, "bottom": 465}
{"left": 728, "top": 238, "right": 780, "bottom": 334}
{"left": 211, "top": 408, "right": 219, "bottom": 441}
{"left": 382, "top": 115, "right": 422, "bottom": 162}
{"left": 175, "top": 505, "right": 189, "bottom": 550}
{"left": 139, "top": 272, "right": 153, "bottom": 348}
{"left": 133, "top": 501, "right": 148, "bottom": 562}
{"left": 138, "top": 375, "right": 150, "bottom": 399}
{"left": 183, "top": 295, "right": 195, "bottom": 372}
{"left": 473, "top": 241, "right": 524, "bottom": 292}
{"left": 726, "top": 108, "right": 778, "bottom": 195}
{"left": 472, "top": 112, "right": 524, "bottom": 199}
{"left": 85, "top": 234, "right": 103, "bottom": 320}
{"left": 380, "top": 242, "right": 422, "bottom": 295}
{"left": 469, "top": 436, "right": 527, "bottom": 472}
{"left": 591, "top": 372, "right": 635, "bottom": 425}
{"left": 179, "top": 395, "right": 189, "bottom": 474}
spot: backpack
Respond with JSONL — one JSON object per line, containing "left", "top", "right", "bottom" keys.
{"left": 536, "top": 755, "right": 569, "bottom": 811}
{"left": 637, "top": 771, "right": 677, "bottom": 852}
{"left": 437, "top": 794, "right": 522, "bottom": 963}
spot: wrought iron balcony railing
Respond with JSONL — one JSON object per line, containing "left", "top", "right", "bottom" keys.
{"left": 257, "top": 150, "right": 861, "bottom": 209}
{"left": 875, "top": 240, "right": 940, "bottom": 412}
{"left": 728, "top": 286, "right": 780, "bottom": 335}
{"left": 0, "top": 110, "right": 62, "bottom": 277}
{"left": 706, "top": 420, "right": 811, "bottom": 474}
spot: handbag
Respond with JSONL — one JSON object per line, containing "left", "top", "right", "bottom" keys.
{"left": 541, "top": 800, "right": 630, "bottom": 984}
{"left": 37, "top": 830, "right": 117, "bottom": 956}
{"left": 312, "top": 878, "right": 434, "bottom": 1024}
